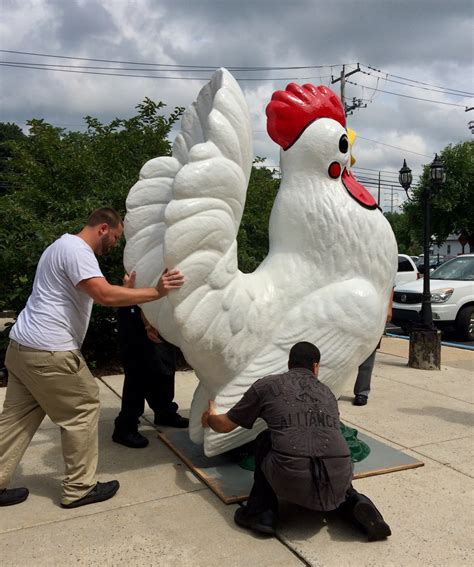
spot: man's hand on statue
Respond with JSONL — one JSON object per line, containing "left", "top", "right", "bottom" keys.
{"left": 208, "top": 399, "right": 217, "bottom": 415}
{"left": 122, "top": 271, "right": 136, "bottom": 289}
{"left": 156, "top": 268, "right": 185, "bottom": 297}
{"left": 201, "top": 400, "right": 216, "bottom": 428}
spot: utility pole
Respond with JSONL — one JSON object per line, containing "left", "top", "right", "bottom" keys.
{"left": 331, "top": 63, "right": 366, "bottom": 116}
{"left": 466, "top": 106, "right": 474, "bottom": 133}
{"left": 377, "top": 171, "right": 381, "bottom": 206}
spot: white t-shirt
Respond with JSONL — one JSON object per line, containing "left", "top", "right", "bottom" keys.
{"left": 10, "top": 234, "right": 104, "bottom": 350}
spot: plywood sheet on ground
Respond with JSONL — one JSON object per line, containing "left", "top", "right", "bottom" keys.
{"left": 159, "top": 430, "right": 423, "bottom": 504}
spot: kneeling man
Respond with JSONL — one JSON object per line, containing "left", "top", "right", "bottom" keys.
{"left": 202, "top": 341, "right": 391, "bottom": 541}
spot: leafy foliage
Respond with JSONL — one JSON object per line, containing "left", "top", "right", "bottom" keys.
{"left": 403, "top": 141, "right": 474, "bottom": 252}
{"left": 384, "top": 211, "right": 421, "bottom": 255}
{"left": 0, "top": 111, "right": 280, "bottom": 368}
{"left": 237, "top": 158, "right": 280, "bottom": 272}
{"left": 0, "top": 100, "right": 183, "bottom": 365}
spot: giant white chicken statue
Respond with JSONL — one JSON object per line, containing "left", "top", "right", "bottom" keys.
{"left": 124, "top": 69, "right": 398, "bottom": 456}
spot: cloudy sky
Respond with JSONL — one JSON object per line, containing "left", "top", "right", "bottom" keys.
{"left": 1, "top": 0, "right": 472, "bottom": 211}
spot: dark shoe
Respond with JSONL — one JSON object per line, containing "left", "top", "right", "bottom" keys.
{"left": 0, "top": 367, "right": 8, "bottom": 387}
{"left": 234, "top": 505, "right": 276, "bottom": 536}
{"left": 0, "top": 487, "right": 29, "bottom": 506}
{"left": 61, "top": 481, "right": 120, "bottom": 509}
{"left": 353, "top": 395, "right": 368, "bottom": 406}
{"left": 351, "top": 495, "right": 391, "bottom": 541}
{"left": 154, "top": 412, "right": 189, "bottom": 428}
{"left": 112, "top": 429, "right": 149, "bottom": 448}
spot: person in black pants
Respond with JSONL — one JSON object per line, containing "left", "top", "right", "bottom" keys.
{"left": 353, "top": 287, "right": 395, "bottom": 407}
{"left": 202, "top": 342, "right": 391, "bottom": 541}
{"left": 113, "top": 306, "right": 188, "bottom": 449}
{"left": 352, "top": 348, "right": 377, "bottom": 406}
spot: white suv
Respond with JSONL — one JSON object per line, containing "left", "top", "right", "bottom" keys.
{"left": 396, "top": 254, "right": 420, "bottom": 286}
{"left": 392, "top": 254, "right": 474, "bottom": 340}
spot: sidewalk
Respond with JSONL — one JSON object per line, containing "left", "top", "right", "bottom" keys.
{"left": 0, "top": 337, "right": 472, "bottom": 566}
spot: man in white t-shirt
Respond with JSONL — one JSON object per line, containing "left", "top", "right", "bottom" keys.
{"left": 0, "top": 207, "right": 184, "bottom": 508}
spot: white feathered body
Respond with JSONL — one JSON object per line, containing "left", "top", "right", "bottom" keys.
{"left": 124, "top": 69, "right": 398, "bottom": 456}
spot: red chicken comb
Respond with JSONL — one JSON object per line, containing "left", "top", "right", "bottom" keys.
{"left": 266, "top": 84, "right": 346, "bottom": 150}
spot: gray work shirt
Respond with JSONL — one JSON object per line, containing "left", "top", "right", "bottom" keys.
{"left": 227, "top": 368, "right": 353, "bottom": 511}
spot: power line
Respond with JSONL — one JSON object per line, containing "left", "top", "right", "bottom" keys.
{"left": 363, "top": 64, "right": 473, "bottom": 96}
{"left": 353, "top": 166, "right": 420, "bottom": 179}
{"left": 0, "top": 62, "right": 206, "bottom": 80}
{"left": 2, "top": 48, "right": 470, "bottom": 97}
{"left": 346, "top": 79, "right": 469, "bottom": 108}
{"left": 357, "top": 177, "right": 416, "bottom": 190}
{"left": 0, "top": 62, "right": 333, "bottom": 82}
{"left": 357, "top": 136, "right": 433, "bottom": 158}
{"left": 359, "top": 68, "right": 473, "bottom": 98}
{"left": 0, "top": 49, "right": 348, "bottom": 71}
{"left": 353, "top": 165, "right": 406, "bottom": 176}
{"left": 353, "top": 173, "right": 420, "bottom": 186}
{"left": 1, "top": 59, "right": 239, "bottom": 72}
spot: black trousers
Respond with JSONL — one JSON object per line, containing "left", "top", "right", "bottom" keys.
{"left": 246, "top": 431, "right": 362, "bottom": 518}
{"left": 114, "top": 306, "right": 178, "bottom": 432}
{"left": 246, "top": 430, "right": 279, "bottom": 515}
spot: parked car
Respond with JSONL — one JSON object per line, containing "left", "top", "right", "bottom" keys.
{"left": 396, "top": 254, "right": 421, "bottom": 286}
{"left": 418, "top": 255, "right": 446, "bottom": 273}
{"left": 392, "top": 254, "right": 474, "bottom": 340}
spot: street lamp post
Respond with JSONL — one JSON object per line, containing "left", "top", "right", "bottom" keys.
{"left": 398, "top": 155, "right": 446, "bottom": 369}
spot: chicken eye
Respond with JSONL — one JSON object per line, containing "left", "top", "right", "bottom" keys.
{"left": 339, "top": 134, "right": 349, "bottom": 154}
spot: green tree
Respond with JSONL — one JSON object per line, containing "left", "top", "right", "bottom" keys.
{"left": 403, "top": 141, "right": 474, "bottom": 252}
{"left": 0, "top": 122, "right": 26, "bottom": 195}
{"left": 237, "top": 158, "right": 280, "bottom": 272}
{"left": 0, "top": 99, "right": 183, "bottom": 366}
{"left": 384, "top": 211, "right": 421, "bottom": 255}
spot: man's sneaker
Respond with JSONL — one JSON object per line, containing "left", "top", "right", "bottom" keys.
{"left": 112, "top": 429, "right": 149, "bottom": 448}
{"left": 61, "top": 481, "right": 120, "bottom": 509}
{"left": 351, "top": 494, "right": 391, "bottom": 541}
{"left": 353, "top": 394, "right": 368, "bottom": 406}
{"left": 234, "top": 505, "right": 276, "bottom": 536}
{"left": 0, "top": 487, "right": 29, "bottom": 506}
{"left": 154, "top": 412, "right": 189, "bottom": 428}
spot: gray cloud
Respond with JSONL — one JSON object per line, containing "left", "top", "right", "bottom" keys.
{"left": 45, "top": 0, "right": 119, "bottom": 49}
{"left": 0, "top": 0, "right": 472, "bottom": 198}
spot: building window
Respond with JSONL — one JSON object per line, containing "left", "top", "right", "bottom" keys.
{"left": 447, "top": 245, "right": 451, "bottom": 254}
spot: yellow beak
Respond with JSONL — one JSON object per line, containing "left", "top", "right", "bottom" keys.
{"left": 347, "top": 128, "right": 357, "bottom": 167}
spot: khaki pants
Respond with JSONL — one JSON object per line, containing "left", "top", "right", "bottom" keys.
{"left": 0, "top": 341, "right": 100, "bottom": 505}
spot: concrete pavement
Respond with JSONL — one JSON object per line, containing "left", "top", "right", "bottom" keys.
{"left": 0, "top": 336, "right": 472, "bottom": 566}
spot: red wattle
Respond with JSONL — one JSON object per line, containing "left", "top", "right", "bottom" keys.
{"left": 342, "top": 169, "right": 378, "bottom": 209}
{"left": 328, "top": 161, "right": 341, "bottom": 179}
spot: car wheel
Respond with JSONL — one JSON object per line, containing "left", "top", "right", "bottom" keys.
{"left": 456, "top": 306, "right": 474, "bottom": 341}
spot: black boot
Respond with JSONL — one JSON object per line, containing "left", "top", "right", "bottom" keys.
{"left": 112, "top": 428, "right": 149, "bottom": 448}
{"left": 339, "top": 489, "right": 391, "bottom": 541}
{"left": 113, "top": 415, "right": 149, "bottom": 448}
{"left": 234, "top": 505, "right": 277, "bottom": 536}
{"left": 154, "top": 412, "right": 189, "bottom": 428}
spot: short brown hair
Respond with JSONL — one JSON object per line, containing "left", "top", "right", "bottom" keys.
{"left": 87, "top": 207, "right": 123, "bottom": 228}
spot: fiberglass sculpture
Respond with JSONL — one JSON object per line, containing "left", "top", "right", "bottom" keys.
{"left": 124, "top": 69, "right": 397, "bottom": 456}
